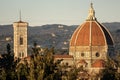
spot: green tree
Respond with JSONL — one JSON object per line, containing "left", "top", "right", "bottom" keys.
{"left": 32, "top": 41, "right": 41, "bottom": 54}
{"left": 28, "top": 47, "right": 62, "bottom": 80}
{"left": 16, "top": 60, "right": 29, "bottom": 80}
{"left": 115, "top": 52, "right": 120, "bottom": 67}
{"left": 0, "top": 44, "right": 19, "bottom": 80}
{"left": 59, "top": 63, "right": 82, "bottom": 80}
{"left": 6, "top": 43, "right": 11, "bottom": 54}
{"left": 0, "top": 68, "right": 6, "bottom": 80}
{"left": 101, "top": 57, "right": 120, "bottom": 80}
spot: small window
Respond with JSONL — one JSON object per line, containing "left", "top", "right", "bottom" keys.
{"left": 19, "top": 53, "right": 21, "bottom": 57}
{"left": 19, "top": 52, "right": 24, "bottom": 58}
{"left": 96, "top": 52, "right": 100, "bottom": 57}
{"left": 81, "top": 53, "right": 84, "bottom": 57}
{"left": 20, "top": 37, "right": 23, "bottom": 45}
{"left": 21, "top": 52, "right": 24, "bottom": 57}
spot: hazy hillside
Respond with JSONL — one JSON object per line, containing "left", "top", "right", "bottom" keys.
{"left": 0, "top": 22, "right": 120, "bottom": 53}
{"left": 103, "top": 22, "right": 120, "bottom": 31}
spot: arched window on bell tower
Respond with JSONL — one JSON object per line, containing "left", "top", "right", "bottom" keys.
{"left": 19, "top": 52, "right": 24, "bottom": 58}
{"left": 20, "top": 37, "right": 23, "bottom": 45}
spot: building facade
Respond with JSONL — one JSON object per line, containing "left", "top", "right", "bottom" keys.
{"left": 13, "top": 20, "right": 28, "bottom": 58}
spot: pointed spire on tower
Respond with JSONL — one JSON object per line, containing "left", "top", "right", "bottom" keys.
{"left": 20, "top": 10, "right": 21, "bottom": 21}
{"left": 86, "top": 2, "right": 96, "bottom": 21}
{"left": 19, "top": 10, "right": 22, "bottom": 22}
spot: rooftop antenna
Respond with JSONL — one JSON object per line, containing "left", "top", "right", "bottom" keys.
{"left": 19, "top": 10, "right": 22, "bottom": 22}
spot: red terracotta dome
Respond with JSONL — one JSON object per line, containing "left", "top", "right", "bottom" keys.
{"left": 70, "top": 21, "right": 114, "bottom": 46}
{"left": 70, "top": 3, "right": 114, "bottom": 46}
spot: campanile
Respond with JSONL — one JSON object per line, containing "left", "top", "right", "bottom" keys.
{"left": 13, "top": 17, "right": 28, "bottom": 58}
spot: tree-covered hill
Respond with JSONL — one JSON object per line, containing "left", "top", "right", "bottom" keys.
{"left": 0, "top": 22, "right": 120, "bottom": 54}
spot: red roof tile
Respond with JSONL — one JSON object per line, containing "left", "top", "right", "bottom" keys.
{"left": 54, "top": 55, "right": 73, "bottom": 58}
{"left": 92, "top": 59, "right": 105, "bottom": 68}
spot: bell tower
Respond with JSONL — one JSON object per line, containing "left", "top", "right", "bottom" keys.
{"left": 13, "top": 12, "right": 28, "bottom": 58}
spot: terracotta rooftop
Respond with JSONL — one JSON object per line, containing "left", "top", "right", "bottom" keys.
{"left": 92, "top": 59, "right": 105, "bottom": 68}
{"left": 54, "top": 55, "right": 73, "bottom": 58}
{"left": 78, "top": 59, "right": 87, "bottom": 64}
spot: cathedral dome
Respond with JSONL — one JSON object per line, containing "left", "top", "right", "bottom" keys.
{"left": 70, "top": 21, "right": 114, "bottom": 46}
{"left": 69, "top": 2, "right": 115, "bottom": 73}
{"left": 70, "top": 3, "right": 114, "bottom": 47}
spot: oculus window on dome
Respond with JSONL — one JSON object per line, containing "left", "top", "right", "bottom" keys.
{"left": 81, "top": 53, "right": 85, "bottom": 57}
{"left": 96, "top": 52, "right": 100, "bottom": 57}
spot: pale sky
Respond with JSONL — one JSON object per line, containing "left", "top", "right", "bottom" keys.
{"left": 0, "top": 0, "right": 120, "bottom": 26}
